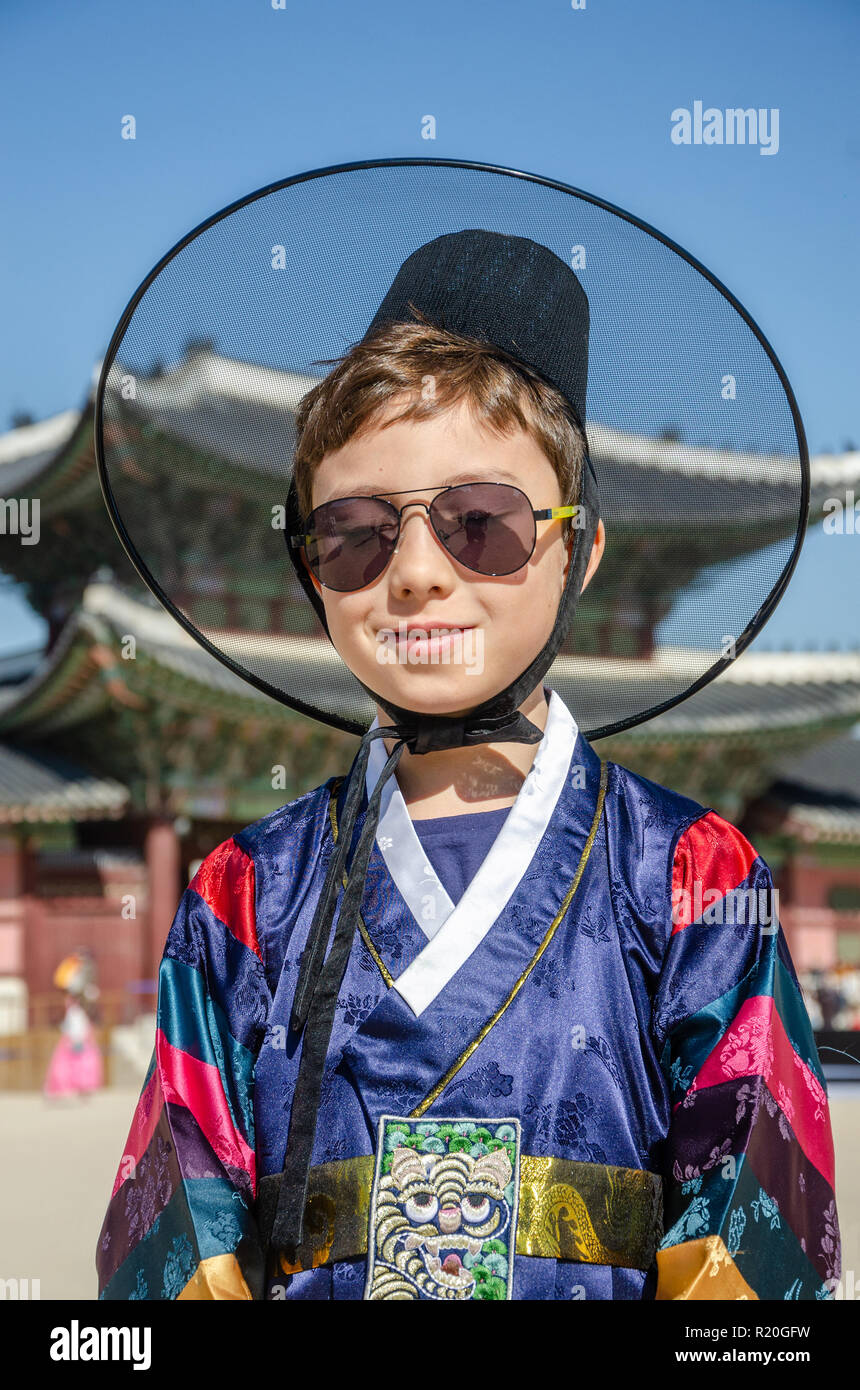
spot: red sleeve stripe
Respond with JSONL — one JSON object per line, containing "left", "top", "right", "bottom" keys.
{"left": 189, "top": 838, "right": 261, "bottom": 961}
{"left": 110, "top": 1067, "right": 161, "bottom": 1199}
{"left": 671, "top": 811, "right": 760, "bottom": 934}
{"left": 155, "top": 1028, "right": 256, "bottom": 1188}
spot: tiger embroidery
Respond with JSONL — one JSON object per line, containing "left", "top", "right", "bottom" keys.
{"left": 364, "top": 1118, "right": 520, "bottom": 1300}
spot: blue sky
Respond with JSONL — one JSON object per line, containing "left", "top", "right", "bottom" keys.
{"left": 1, "top": 0, "right": 857, "bottom": 655}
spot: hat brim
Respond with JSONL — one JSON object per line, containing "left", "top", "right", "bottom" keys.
{"left": 95, "top": 157, "right": 808, "bottom": 740}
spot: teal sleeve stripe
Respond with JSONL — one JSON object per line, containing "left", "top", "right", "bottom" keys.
{"left": 157, "top": 955, "right": 257, "bottom": 1144}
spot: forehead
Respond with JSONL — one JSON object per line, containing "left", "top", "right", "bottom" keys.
{"left": 310, "top": 401, "right": 558, "bottom": 505}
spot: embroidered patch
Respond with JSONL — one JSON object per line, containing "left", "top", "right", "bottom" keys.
{"left": 364, "top": 1115, "right": 521, "bottom": 1300}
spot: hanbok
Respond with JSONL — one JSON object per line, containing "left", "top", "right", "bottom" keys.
{"left": 44, "top": 999, "right": 103, "bottom": 1098}
{"left": 96, "top": 691, "right": 840, "bottom": 1300}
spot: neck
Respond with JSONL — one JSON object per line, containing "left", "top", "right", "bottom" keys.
{"left": 375, "top": 683, "right": 550, "bottom": 818}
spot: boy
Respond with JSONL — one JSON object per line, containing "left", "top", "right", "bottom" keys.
{"left": 96, "top": 216, "right": 839, "bottom": 1302}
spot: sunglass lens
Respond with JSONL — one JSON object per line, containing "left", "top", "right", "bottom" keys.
{"left": 432, "top": 483, "right": 535, "bottom": 575}
{"left": 304, "top": 497, "right": 398, "bottom": 591}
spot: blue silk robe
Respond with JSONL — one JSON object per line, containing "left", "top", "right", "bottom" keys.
{"left": 96, "top": 690, "right": 841, "bottom": 1301}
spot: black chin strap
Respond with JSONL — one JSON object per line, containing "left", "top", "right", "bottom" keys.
{"left": 289, "top": 725, "right": 413, "bottom": 1038}
{"left": 266, "top": 723, "right": 411, "bottom": 1263}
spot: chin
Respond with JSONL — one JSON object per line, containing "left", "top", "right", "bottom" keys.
{"left": 365, "top": 668, "right": 510, "bottom": 717}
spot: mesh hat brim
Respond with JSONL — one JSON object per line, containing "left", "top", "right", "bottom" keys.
{"left": 95, "top": 158, "right": 809, "bottom": 740}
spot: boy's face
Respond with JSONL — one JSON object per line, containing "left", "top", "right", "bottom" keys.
{"left": 305, "top": 396, "right": 603, "bottom": 717}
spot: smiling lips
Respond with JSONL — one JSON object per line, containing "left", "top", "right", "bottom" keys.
{"left": 375, "top": 622, "right": 476, "bottom": 658}
{"left": 398, "top": 625, "right": 474, "bottom": 657}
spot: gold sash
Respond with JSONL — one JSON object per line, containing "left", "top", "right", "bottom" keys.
{"left": 257, "top": 1154, "right": 663, "bottom": 1275}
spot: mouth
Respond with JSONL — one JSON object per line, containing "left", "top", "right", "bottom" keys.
{"left": 420, "top": 1235, "right": 482, "bottom": 1284}
{"left": 386, "top": 623, "right": 476, "bottom": 659}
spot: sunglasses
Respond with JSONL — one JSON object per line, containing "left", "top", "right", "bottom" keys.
{"left": 290, "top": 481, "right": 580, "bottom": 592}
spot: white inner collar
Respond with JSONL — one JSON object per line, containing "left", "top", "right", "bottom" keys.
{"left": 364, "top": 689, "right": 579, "bottom": 1016}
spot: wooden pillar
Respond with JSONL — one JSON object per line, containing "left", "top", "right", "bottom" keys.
{"left": 143, "top": 817, "right": 181, "bottom": 985}
{"left": 0, "top": 831, "right": 27, "bottom": 898}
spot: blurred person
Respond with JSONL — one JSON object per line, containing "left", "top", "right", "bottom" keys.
{"left": 44, "top": 953, "right": 104, "bottom": 1100}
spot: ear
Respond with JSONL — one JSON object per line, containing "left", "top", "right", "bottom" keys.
{"left": 580, "top": 518, "right": 605, "bottom": 594}
{"left": 563, "top": 518, "right": 605, "bottom": 594}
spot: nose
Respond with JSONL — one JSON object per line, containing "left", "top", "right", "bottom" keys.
{"left": 438, "top": 1205, "right": 461, "bottom": 1234}
{"left": 386, "top": 501, "right": 456, "bottom": 592}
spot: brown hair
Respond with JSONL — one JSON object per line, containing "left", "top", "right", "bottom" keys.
{"left": 292, "top": 308, "right": 587, "bottom": 539}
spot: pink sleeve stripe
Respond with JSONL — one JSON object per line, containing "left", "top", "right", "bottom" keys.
{"left": 671, "top": 812, "right": 760, "bottom": 934}
{"left": 156, "top": 1029, "right": 256, "bottom": 1186}
{"left": 676, "top": 993, "right": 834, "bottom": 1186}
{"left": 110, "top": 1067, "right": 161, "bottom": 1199}
{"left": 189, "top": 837, "right": 261, "bottom": 961}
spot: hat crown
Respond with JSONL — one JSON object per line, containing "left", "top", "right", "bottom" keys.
{"left": 363, "top": 229, "right": 589, "bottom": 431}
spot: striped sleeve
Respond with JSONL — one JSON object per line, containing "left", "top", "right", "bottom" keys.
{"left": 96, "top": 837, "right": 272, "bottom": 1300}
{"left": 652, "top": 811, "right": 841, "bottom": 1301}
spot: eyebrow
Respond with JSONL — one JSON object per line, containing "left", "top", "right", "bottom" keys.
{"left": 324, "top": 468, "right": 522, "bottom": 500}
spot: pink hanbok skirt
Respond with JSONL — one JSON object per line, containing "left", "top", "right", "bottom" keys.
{"left": 43, "top": 1033, "right": 103, "bottom": 1096}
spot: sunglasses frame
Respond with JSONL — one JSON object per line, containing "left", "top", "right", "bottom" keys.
{"left": 290, "top": 480, "right": 580, "bottom": 590}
